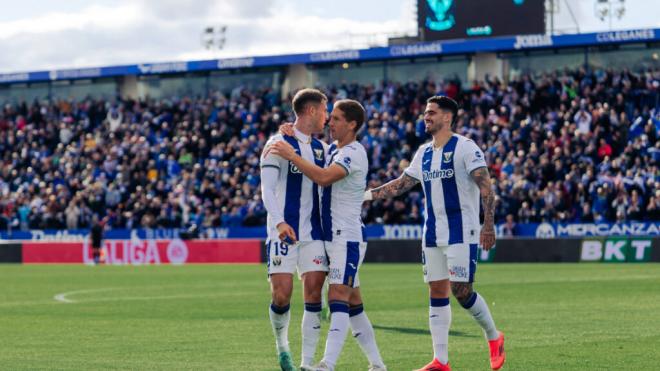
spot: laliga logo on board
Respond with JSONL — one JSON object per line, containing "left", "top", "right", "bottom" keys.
{"left": 513, "top": 34, "right": 553, "bottom": 50}
{"left": 535, "top": 223, "right": 556, "bottom": 238}
{"left": 166, "top": 239, "right": 189, "bottom": 265}
{"left": 83, "top": 236, "right": 190, "bottom": 265}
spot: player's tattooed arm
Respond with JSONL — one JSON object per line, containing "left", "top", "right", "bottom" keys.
{"left": 368, "top": 173, "right": 420, "bottom": 200}
{"left": 471, "top": 166, "right": 496, "bottom": 250}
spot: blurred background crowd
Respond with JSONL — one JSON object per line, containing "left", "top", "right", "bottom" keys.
{"left": 0, "top": 67, "right": 658, "bottom": 233}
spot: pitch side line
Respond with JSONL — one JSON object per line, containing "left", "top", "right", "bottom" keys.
{"left": 52, "top": 289, "right": 252, "bottom": 304}
{"left": 53, "top": 288, "right": 118, "bottom": 304}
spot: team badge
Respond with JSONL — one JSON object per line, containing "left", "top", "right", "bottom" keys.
{"left": 314, "top": 149, "right": 324, "bottom": 161}
{"left": 443, "top": 151, "right": 453, "bottom": 163}
{"left": 289, "top": 163, "right": 302, "bottom": 174}
{"left": 425, "top": 0, "right": 455, "bottom": 32}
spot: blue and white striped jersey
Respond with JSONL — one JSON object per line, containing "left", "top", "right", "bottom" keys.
{"left": 404, "top": 134, "right": 487, "bottom": 247}
{"left": 321, "top": 141, "right": 368, "bottom": 243}
{"left": 260, "top": 131, "right": 327, "bottom": 242}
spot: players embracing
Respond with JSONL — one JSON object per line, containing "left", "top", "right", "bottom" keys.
{"left": 263, "top": 92, "right": 386, "bottom": 371}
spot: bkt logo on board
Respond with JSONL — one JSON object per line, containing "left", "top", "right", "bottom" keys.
{"left": 580, "top": 238, "right": 653, "bottom": 262}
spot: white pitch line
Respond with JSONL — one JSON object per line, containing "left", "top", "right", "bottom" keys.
{"left": 52, "top": 288, "right": 254, "bottom": 304}
{"left": 53, "top": 288, "right": 118, "bottom": 304}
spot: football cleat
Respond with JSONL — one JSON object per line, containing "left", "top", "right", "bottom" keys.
{"left": 413, "top": 358, "right": 451, "bottom": 371}
{"left": 488, "top": 332, "right": 506, "bottom": 370}
{"left": 278, "top": 351, "right": 296, "bottom": 371}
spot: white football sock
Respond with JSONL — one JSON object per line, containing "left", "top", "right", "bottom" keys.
{"left": 429, "top": 298, "right": 451, "bottom": 364}
{"left": 349, "top": 305, "right": 385, "bottom": 367}
{"left": 462, "top": 292, "right": 499, "bottom": 340}
{"left": 322, "top": 301, "right": 350, "bottom": 369}
{"left": 269, "top": 303, "right": 291, "bottom": 353}
{"left": 301, "top": 302, "right": 322, "bottom": 366}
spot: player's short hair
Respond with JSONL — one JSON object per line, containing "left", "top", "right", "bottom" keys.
{"left": 334, "top": 99, "right": 366, "bottom": 133}
{"left": 427, "top": 95, "right": 458, "bottom": 127}
{"left": 292, "top": 88, "right": 327, "bottom": 116}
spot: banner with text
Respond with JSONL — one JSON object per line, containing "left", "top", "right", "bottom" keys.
{"left": 21, "top": 239, "right": 261, "bottom": 265}
{"left": 2, "top": 222, "right": 659, "bottom": 242}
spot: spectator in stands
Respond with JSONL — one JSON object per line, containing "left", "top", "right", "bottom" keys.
{"left": 500, "top": 214, "right": 517, "bottom": 237}
{"left": 65, "top": 200, "right": 81, "bottom": 230}
{"left": 0, "top": 67, "right": 658, "bottom": 231}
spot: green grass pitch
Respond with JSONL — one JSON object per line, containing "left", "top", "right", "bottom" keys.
{"left": 1, "top": 263, "right": 659, "bottom": 370}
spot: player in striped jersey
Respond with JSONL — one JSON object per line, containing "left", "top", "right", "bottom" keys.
{"left": 270, "top": 99, "right": 386, "bottom": 371}
{"left": 364, "top": 96, "right": 505, "bottom": 371}
{"left": 260, "top": 89, "right": 330, "bottom": 371}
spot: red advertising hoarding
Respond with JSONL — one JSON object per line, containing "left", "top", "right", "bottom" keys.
{"left": 22, "top": 239, "right": 261, "bottom": 264}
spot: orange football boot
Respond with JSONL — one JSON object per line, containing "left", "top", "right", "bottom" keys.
{"left": 413, "top": 358, "right": 451, "bottom": 371}
{"left": 488, "top": 332, "right": 506, "bottom": 370}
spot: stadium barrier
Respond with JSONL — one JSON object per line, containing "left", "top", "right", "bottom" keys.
{"left": 18, "top": 239, "right": 261, "bottom": 265}
{"left": 0, "top": 243, "right": 22, "bottom": 263}
{"left": 1, "top": 236, "right": 658, "bottom": 264}
{"left": 362, "top": 237, "right": 660, "bottom": 263}
{"left": 2, "top": 222, "right": 659, "bottom": 241}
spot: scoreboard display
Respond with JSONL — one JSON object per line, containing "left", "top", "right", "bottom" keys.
{"left": 418, "top": 0, "right": 545, "bottom": 41}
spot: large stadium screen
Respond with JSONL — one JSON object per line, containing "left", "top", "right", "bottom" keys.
{"left": 418, "top": 0, "right": 545, "bottom": 41}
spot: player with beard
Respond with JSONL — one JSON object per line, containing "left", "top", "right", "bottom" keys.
{"left": 364, "top": 96, "right": 505, "bottom": 371}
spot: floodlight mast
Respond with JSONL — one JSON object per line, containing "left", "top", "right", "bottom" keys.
{"left": 594, "top": 0, "right": 626, "bottom": 31}
{"left": 201, "top": 25, "right": 228, "bottom": 52}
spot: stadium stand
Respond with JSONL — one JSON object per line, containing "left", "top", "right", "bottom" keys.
{"left": 0, "top": 67, "right": 658, "bottom": 231}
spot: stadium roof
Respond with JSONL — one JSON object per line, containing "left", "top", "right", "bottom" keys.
{"left": 1, "top": 28, "right": 658, "bottom": 85}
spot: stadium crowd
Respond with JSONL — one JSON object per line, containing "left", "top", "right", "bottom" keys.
{"left": 0, "top": 67, "right": 658, "bottom": 233}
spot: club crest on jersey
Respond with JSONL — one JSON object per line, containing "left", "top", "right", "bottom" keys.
{"left": 314, "top": 149, "right": 324, "bottom": 161}
{"left": 443, "top": 151, "right": 453, "bottom": 163}
{"left": 289, "top": 162, "right": 302, "bottom": 174}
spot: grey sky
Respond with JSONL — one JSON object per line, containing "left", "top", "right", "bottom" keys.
{"left": 0, "top": 0, "right": 657, "bottom": 73}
